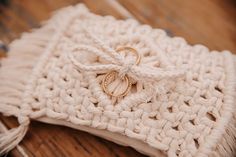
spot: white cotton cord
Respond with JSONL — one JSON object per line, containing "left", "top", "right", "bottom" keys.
{"left": 67, "top": 29, "right": 186, "bottom": 83}
{"left": 2, "top": 4, "right": 234, "bottom": 157}
{"left": 83, "top": 27, "right": 124, "bottom": 64}
{"left": 68, "top": 44, "right": 119, "bottom": 65}
{"left": 0, "top": 116, "right": 29, "bottom": 155}
{"left": 0, "top": 4, "right": 88, "bottom": 156}
{"left": 67, "top": 46, "right": 120, "bottom": 72}
{"left": 0, "top": 121, "right": 29, "bottom": 157}
{"left": 0, "top": 39, "right": 30, "bottom": 157}
{"left": 0, "top": 2, "right": 84, "bottom": 156}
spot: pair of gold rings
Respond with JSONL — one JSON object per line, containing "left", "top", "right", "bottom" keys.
{"left": 101, "top": 47, "right": 141, "bottom": 97}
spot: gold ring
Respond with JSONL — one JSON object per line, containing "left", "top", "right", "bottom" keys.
{"left": 116, "top": 46, "right": 141, "bottom": 65}
{"left": 102, "top": 71, "right": 132, "bottom": 97}
{"left": 101, "top": 46, "right": 140, "bottom": 97}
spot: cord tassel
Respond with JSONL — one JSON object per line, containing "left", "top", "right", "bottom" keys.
{"left": 0, "top": 116, "right": 29, "bottom": 155}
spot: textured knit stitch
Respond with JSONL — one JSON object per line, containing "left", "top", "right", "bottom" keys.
{"left": 0, "top": 4, "right": 235, "bottom": 157}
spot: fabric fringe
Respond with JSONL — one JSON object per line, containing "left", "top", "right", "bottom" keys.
{"left": 0, "top": 3, "right": 235, "bottom": 156}
{"left": 0, "top": 118, "right": 29, "bottom": 155}
{"left": 0, "top": 29, "right": 46, "bottom": 155}
{"left": 211, "top": 120, "right": 236, "bottom": 157}
{"left": 210, "top": 57, "right": 236, "bottom": 157}
{"left": 0, "top": 3, "right": 88, "bottom": 155}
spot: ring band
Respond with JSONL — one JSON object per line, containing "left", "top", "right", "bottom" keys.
{"left": 116, "top": 46, "right": 141, "bottom": 65}
{"left": 102, "top": 46, "right": 140, "bottom": 97}
{"left": 102, "top": 71, "right": 132, "bottom": 97}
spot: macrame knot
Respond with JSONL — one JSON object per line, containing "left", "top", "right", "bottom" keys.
{"left": 0, "top": 115, "right": 30, "bottom": 155}
{"left": 18, "top": 115, "right": 30, "bottom": 126}
{"left": 119, "top": 61, "right": 134, "bottom": 78}
{"left": 67, "top": 28, "right": 186, "bottom": 97}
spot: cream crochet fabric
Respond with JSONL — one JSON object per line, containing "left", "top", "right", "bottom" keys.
{"left": 0, "top": 4, "right": 236, "bottom": 157}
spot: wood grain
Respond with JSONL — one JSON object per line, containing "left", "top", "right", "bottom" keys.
{"left": 118, "top": 0, "right": 236, "bottom": 52}
{"left": 0, "top": 0, "right": 235, "bottom": 157}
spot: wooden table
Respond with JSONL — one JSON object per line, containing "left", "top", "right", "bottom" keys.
{"left": 0, "top": 0, "right": 235, "bottom": 157}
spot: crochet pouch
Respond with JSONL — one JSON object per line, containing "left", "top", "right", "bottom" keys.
{"left": 0, "top": 4, "right": 235, "bottom": 157}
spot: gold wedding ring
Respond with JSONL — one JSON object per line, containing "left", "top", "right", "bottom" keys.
{"left": 102, "top": 47, "right": 140, "bottom": 98}
{"left": 102, "top": 71, "right": 132, "bottom": 97}
{"left": 116, "top": 46, "right": 141, "bottom": 65}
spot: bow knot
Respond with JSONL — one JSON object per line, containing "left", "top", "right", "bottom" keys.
{"left": 119, "top": 62, "right": 133, "bottom": 78}
{"left": 67, "top": 29, "right": 185, "bottom": 84}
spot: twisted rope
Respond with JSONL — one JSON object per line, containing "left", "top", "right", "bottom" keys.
{"left": 67, "top": 28, "right": 186, "bottom": 83}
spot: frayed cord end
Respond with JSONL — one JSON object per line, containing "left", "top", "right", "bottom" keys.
{"left": 0, "top": 116, "right": 30, "bottom": 155}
